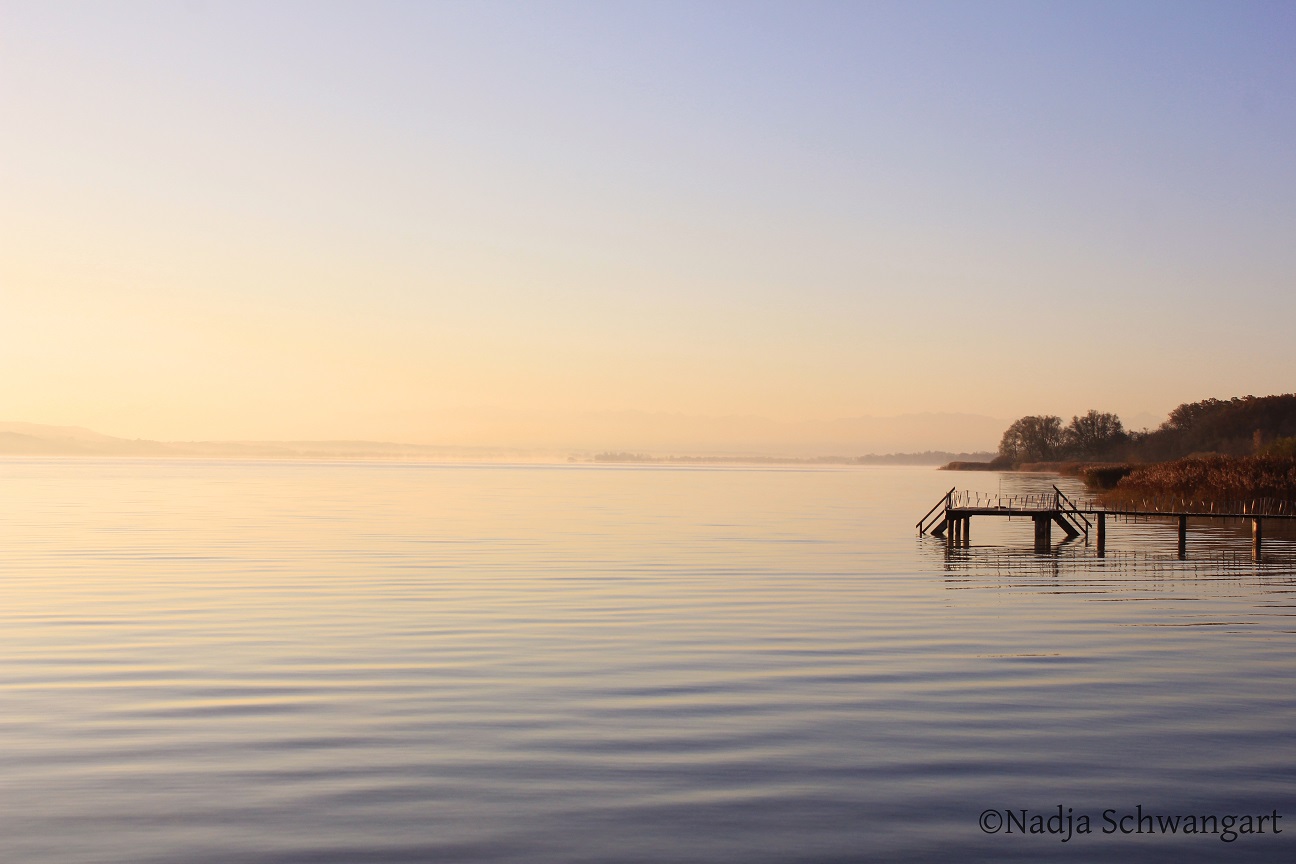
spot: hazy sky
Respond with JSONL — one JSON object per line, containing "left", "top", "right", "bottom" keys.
{"left": 3, "top": 1, "right": 1294, "bottom": 449}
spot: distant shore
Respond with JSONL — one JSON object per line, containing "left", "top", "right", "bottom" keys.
{"left": 590, "top": 451, "right": 995, "bottom": 467}
{"left": 0, "top": 424, "right": 996, "bottom": 467}
{"left": 940, "top": 459, "right": 1086, "bottom": 473}
{"left": 939, "top": 460, "right": 998, "bottom": 471}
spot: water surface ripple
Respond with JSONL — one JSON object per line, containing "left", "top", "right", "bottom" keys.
{"left": 2, "top": 460, "right": 1294, "bottom": 862}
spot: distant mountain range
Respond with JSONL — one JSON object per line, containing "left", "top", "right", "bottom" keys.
{"left": 0, "top": 422, "right": 518, "bottom": 460}
{"left": 0, "top": 422, "right": 173, "bottom": 455}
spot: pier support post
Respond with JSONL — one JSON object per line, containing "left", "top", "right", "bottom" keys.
{"left": 945, "top": 516, "right": 954, "bottom": 549}
{"left": 1253, "top": 517, "right": 1263, "bottom": 562}
{"left": 1033, "top": 515, "right": 1051, "bottom": 553}
{"left": 1177, "top": 515, "right": 1187, "bottom": 559}
{"left": 1096, "top": 513, "right": 1106, "bottom": 557}
{"left": 962, "top": 517, "right": 970, "bottom": 546}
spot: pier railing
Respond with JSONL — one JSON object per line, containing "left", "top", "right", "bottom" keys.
{"left": 916, "top": 488, "right": 1296, "bottom": 524}
{"left": 1053, "top": 485, "right": 1090, "bottom": 535}
{"left": 942, "top": 490, "right": 1089, "bottom": 511}
{"left": 1095, "top": 495, "right": 1296, "bottom": 517}
{"left": 917, "top": 487, "right": 1294, "bottom": 559}
{"left": 916, "top": 487, "right": 954, "bottom": 535}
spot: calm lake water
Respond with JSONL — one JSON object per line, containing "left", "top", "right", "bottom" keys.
{"left": 2, "top": 459, "right": 1294, "bottom": 863}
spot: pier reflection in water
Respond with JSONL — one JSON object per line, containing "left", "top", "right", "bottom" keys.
{"left": 923, "top": 479, "right": 1296, "bottom": 562}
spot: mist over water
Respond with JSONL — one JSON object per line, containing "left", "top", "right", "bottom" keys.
{"left": 1, "top": 460, "right": 1293, "bottom": 862}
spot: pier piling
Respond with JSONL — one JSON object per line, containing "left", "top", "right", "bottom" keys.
{"left": 1033, "top": 515, "right": 1051, "bottom": 553}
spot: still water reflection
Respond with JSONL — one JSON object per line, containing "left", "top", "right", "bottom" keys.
{"left": 1, "top": 460, "right": 1293, "bottom": 862}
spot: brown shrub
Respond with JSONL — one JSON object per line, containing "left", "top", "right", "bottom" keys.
{"left": 1082, "top": 464, "right": 1136, "bottom": 490}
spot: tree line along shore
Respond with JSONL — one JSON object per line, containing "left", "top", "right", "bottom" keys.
{"left": 945, "top": 394, "right": 1296, "bottom": 511}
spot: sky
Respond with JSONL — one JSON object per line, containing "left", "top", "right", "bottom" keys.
{"left": 3, "top": 1, "right": 1294, "bottom": 452}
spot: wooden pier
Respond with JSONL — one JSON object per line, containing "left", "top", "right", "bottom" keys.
{"left": 917, "top": 486, "right": 1288, "bottom": 560}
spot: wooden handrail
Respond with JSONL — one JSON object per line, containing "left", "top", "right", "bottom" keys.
{"left": 916, "top": 487, "right": 955, "bottom": 532}
{"left": 1053, "top": 485, "right": 1092, "bottom": 529}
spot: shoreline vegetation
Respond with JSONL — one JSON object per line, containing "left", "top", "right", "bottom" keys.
{"left": 1087, "top": 456, "right": 1296, "bottom": 516}
{"left": 945, "top": 394, "right": 1296, "bottom": 512}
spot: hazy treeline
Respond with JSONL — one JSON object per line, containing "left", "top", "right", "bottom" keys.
{"left": 994, "top": 394, "right": 1296, "bottom": 467}
{"left": 1135, "top": 396, "right": 1296, "bottom": 460}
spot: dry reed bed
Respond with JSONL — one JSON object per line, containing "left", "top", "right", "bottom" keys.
{"left": 1099, "top": 456, "right": 1296, "bottom": 515}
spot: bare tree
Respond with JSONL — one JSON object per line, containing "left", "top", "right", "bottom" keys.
{"left": 998, "top": 415, "right": 1065, "bottom": 463}
{"left": 1064, "top": 410, "right": 1126, "bottom": 459}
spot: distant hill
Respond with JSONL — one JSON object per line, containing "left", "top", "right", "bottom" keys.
{"left": 0, "top": 423, "right": 517, "bottom": 460}
{"left": 0, "top": 423, "right": 174, "bottom": 456}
